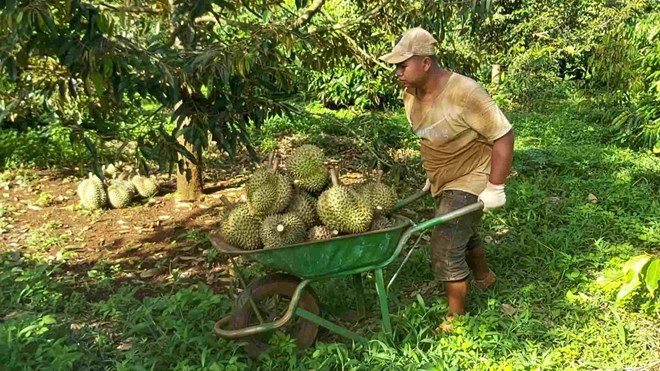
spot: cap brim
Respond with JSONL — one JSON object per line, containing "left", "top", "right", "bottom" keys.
{"left": 378, "top": 51, "right": 413, "bottom": 64}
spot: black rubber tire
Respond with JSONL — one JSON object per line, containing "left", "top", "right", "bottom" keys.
{"left": 231, "top": 273, "right": 320, "bottom": 358}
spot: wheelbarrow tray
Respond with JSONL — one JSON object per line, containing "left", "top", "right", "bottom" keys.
{"left": 210, "top": 215, "right": 413, "bottom": 280}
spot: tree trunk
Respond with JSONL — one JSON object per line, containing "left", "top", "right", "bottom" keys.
{"left": 176, "top": 137, "right": 204, "bottom": 201}
{"left": 491, "top": 64, "right": 502, "bottom": 87}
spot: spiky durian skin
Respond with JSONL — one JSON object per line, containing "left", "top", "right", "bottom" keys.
{"left": 77, "top": 175, "right": 107, "bottom": 210}
{"left": 285, "top": 145, "right": 328, "bottom": 193}
{"left": 131, "top": 175, "right": 159, "bottom": 198}
{"left": 370, "top": 216, "right": 392, "bottom": 231}
{"left": 246, "top": 167, "right": 272, "bottom": 195}
{"left": 317, "top": 185, "right": 373, "bottom": 234}
{"left": 116, "top": 179, "right": 138, "bottom": 195}
{"left": 307, "top": 225, "right": 333, "bottom": 241}
{"left": 360, "top": 182, "right": 398, "bottom": 215}
{"left": 285, "top": 191, "right": 318, "bottom": 227}
{"left": 248, "top": 173, "right": 292, "bottom": 216}
{"left": 107, "top": 183, "right": 133, "bottom": 209}
{"left": 221, "top": 205, "right": 263, "bottom": 250}
{"left": 260, "top": 213, "right": 306, "bottom": 249}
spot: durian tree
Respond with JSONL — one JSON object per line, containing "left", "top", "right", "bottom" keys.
{"left": 0, "top": 0, "right": 494, "bottom": 200}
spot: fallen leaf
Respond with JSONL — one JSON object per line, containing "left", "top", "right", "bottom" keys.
{"left": 140, "top": 268, "right": 159, "bottom": 278}
{"left": 175, "top": 202, "right": 193, "bottom": 210}
{"left": 116, "top": 339, "right": 133, "bottom": 351}
{"left": 502, "top": 304, "right": 518, "bottom": 316}
{"left": 495, "top": 228, "right": 510, "bottom": 236}
{"left": 179, "top": 256, "right": 198, "bottom": 261}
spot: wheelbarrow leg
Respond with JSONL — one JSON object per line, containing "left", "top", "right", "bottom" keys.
{"left": 229, "top": 256, "right": 264, "bottom": 324}
{"left": 352, "top": 274, "right": 367, "bottom": 318}
{"left": 375, "top": 268, "right": 392, "bottom": 334}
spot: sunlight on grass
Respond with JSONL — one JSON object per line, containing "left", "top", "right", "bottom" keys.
{"left": 1, "top": 99, "right": 659, "bottom": 370}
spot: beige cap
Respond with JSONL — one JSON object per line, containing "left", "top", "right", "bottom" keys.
{"left": 379, "top": 27, "right": 438, "bottom": 64}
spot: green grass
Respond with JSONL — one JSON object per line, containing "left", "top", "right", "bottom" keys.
{"left": 1, "top": 99, "right": 659, "bottom": 370}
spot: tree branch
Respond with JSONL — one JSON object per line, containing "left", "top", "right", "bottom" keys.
{"left": 98, "top": 2, "right": 164, "bottom": 15}
{"left": 292, "top": 0, "right": 326, "bottom": 30}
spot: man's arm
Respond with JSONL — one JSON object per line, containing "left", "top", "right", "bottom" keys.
{"left": 489, "top": 129, "right": 514, "bottom": 185}
{"left": 478, "top": 129, "right": 514, "bottom": 211}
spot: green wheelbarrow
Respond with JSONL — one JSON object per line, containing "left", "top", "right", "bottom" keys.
{"left": 209, "top": 190, "right": 484, "bottom": 357}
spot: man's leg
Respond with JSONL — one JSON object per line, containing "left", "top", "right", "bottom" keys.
{"left": 467, "top": 244, "right": 491, "bottom": 279}
{"left": 467, "top": 240, "right": 496, "bottom": 289}
{"left": 445, "top": 280, "right": 468, "bottom": 316}
{"left": 430, "top": 191, "right": 478, "bottom": 331}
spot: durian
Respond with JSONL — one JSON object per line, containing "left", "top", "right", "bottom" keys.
{"left": 107, "top": 181, "right": 134, "bottom": 209}
{"left": 317, "top": 168, "right": 374, "bottom": 234}
{"left": 370, "top": 215, "right": 392, "bottom": 231}
{"left": 247, "top": 156, "right": 292, "bottom": 216}
{"left": 285, "top": 190, "right": 318, "bottom": 227}
{"left": 102, "top": 164, "right": 118, "bottom": 179}
{"left": 285, "top": 145, "right": 328, "bottom": 193}
{"left": 219, "top": 196, "right": 263, "bottom": 250}
{"left": 360, "top": 170, "right": 397, "bottom": 216}
{"left": 77, "top": 172, "right": 107, "bottom": 210}
{"left": 131, "top": 173, "right": 159, "bottom": 198}
{"left": 116, "top": 171, "right": 138, "bottom": 195}
{"left": 260, "top": 213, "right": 307, "bottom": 249}
{"left": 307, "top": 225, "right": 337, "bottom": 241}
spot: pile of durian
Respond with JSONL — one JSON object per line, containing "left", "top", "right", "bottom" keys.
{"left": 220, "top": 144, "right": 398, "bottom": 250}
{"left": 76, "top": 165, "right": 159, "bottom": 210}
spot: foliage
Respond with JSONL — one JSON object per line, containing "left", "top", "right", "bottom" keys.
{"left": 0, "top": 0, "right": 495, "bottom": 196}
{"left": 307, "top": 61, "right": 398, "bottom": 110}
{"left": 0, "top": 124, "right": 89, "bottom": 169}
{"left": 591, "top": 11, "right": 660, "bottom": 151}
{"left": 597, "top": 255, "right": 660, "bottom": 312}
{"left": 5, "top": 99, "right": 659, "bottom": 369}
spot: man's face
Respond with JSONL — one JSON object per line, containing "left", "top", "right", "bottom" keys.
{"left": 395, "top": 56, "right": 431, "bottom": 88}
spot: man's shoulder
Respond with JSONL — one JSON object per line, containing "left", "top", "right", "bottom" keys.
{"left": 447, "top": 72, "right": 483, "bottom": 95}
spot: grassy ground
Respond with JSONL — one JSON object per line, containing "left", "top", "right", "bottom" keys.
{"left": 1, "top": 99, "right": 659, "bottom": 370}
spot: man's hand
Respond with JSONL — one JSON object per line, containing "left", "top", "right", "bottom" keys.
{"left": 478, "top": 182, "right": 506, "bottom": 211}
{"left": 423, "top": 178, "right": 431, "bottom": 192}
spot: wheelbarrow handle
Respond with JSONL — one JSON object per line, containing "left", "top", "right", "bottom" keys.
{"left": 410, "top": 201, "right": 484, "bottom": 234}
{"left": 393, "top": 189, "right": 430, "bottom": 210}
{"left": 385, "top": 200, "right": 485, "bottom": 291}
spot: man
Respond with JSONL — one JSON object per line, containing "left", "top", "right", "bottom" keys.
{"left": 379, "top": 27, "right": 515, "bottom": 332}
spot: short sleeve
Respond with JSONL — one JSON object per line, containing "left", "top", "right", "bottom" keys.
{"left": 462, "top": 86, "right": 512, "bottom": 142}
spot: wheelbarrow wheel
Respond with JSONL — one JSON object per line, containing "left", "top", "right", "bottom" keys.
{"left": 231, "top": 273, "right": 320, "bottom": 357}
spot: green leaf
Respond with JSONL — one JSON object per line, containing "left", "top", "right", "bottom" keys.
{"left": 173, "top": 143, "right": 199, "bottom": 166}
{"left": 616, "top": 255, "right": 651, "bottom": 303}
{"left": 622, "top": 255, "right": 651, "bottom": 279}
{"left": 645, "top": 259, "right": 660, "bottom": 296}
{"left": 5, "top": 57, "right": 17, "bottom": 81}
{"left": 89, "top": 71, "right": 105, "bottom": 95}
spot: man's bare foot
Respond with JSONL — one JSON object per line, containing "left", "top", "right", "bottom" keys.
{"left": 472, "top": 269, "right": 496, "bottom": 291}
{"left": 434, "top": 315, "right": 456, "bottom": 334}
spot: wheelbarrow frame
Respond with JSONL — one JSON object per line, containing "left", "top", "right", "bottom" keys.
{"left": 211, "top": 189, "right": 484, "bottom": 344}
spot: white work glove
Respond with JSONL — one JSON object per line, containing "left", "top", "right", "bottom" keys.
{"left": 422, "top": 178, "right": 431, "bottom": 192}
{"left": 478, "top": 182, "right": 506, "bottom": 211}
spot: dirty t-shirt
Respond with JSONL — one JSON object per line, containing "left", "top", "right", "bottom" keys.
{"left": 403, "top": 72, "right": 512, "bottom": 196}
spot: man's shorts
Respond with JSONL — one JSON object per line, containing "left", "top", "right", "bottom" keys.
{"left": 430, "top": 190, "right": 484, "bottom": 282}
